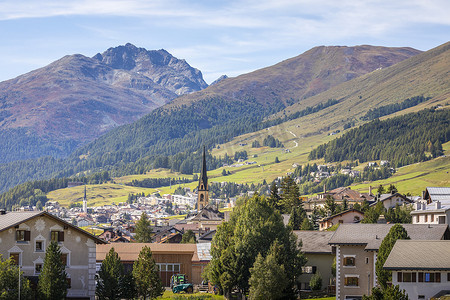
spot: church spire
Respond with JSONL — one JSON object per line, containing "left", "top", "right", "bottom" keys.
{"left": 197, "top": 146, "right": 209, "bottom": 210}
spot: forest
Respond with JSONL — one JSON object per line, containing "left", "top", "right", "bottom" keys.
{"left": 360, "top": 95, "right": 431, "bottom": 121}
{"left": 308, "top": 108, "right": 449, "bottom": 167}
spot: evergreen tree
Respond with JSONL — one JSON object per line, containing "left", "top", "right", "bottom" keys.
{"left": 38, "top": 241, "right": 69, "bottom": 299}
{"left": 135, "top": 212, "right": 153, "bottom": 243}
{"left": 132, "top": 246, "right": 164, "bottom": 300}
{"left": 181, "top": 230, "right": 197, "bottom": 244}
{"left": 268, "top": 182, "right": 281, "bottom": 210}
{"left": 275, "top": 156, "right": 280, "bottom": 163}
{"left": 0, "top": 254, "right": 33, "bottom": 299}
{"left": 288, "top": 206, "right": 302, "bottom": 230}
{"left": 300, "top": 217, "right": 314, "bottom": 230}
{"left": 363, "top": 285, "right": 409, "bottom": 300}
{"left": 324, "top": 195, "right": 338, "bottom": 215}
{"left": 96, "top": 247, "right": 124, "bottom": 300}
{"left": 205, "top": 194, "right": 306, "bottom": 298}
{"left": 279, "top": 176, "right": 302, "bottom": 213}
{"left": 248, "top": 242, "right": 288, "bottom": 300}
{"left": 376, "top": 224, "right": 410, "bottom": 290}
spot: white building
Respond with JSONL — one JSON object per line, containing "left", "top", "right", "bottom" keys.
{"left": 411, "top": 187, "right": 450, "bottom": 225}
{"left": 384, "top": 240, "right": 450, "bottom": 300}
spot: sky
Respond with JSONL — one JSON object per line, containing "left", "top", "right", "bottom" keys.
{"left": 0, "top": 0, "right": 449, "bottom": 84}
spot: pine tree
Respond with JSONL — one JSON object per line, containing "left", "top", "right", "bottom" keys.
{"left": 376, "top": 224, "right": 410, "bottom": 289}
{"left": 132, "top": 246, "right": 164, "bottom": 300}
{"left": 288, "top": 206, "right": 302, "bottom": 230}
{"left": 38, "top": 241, "right": 69, "bottom": 299}
{"left": 135, "top": 212, "right": 153, "bottom": 243}
{"left": 96, "top": 247, "right": 124, "bottom": 300}
{"left": 268, "top": 182, "right": 281, "bottom": 210}
{"left": 300, "top": 217, "right": 314, "bottom": 230}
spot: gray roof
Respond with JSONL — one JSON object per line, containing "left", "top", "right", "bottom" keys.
{"left": 426, "top": 187, "right": 450, "bottom": 202}
{"left": 329, "top": 224, "right": 449, "bottom": 251}
{"left": 0, "top": 211, "right": 43, "bottom": 231}
{"left": 384, "top": 240, "right": 450, "bottom": 270}
{"left": 196, "top": 242, "right": 212, "bottom": 261}
{"left": 0, "top": 211, "right": 105, "bottom": 244}
{"left": 378, "top": 193, "right": 412, "bottom": 203}
{"left": 293, "top": 230, "right": 335, "bottom": 254}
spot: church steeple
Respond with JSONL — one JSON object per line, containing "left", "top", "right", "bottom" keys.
{"left": 82, "top": 185, "right": 87, "bottom": 213}
{"left": 197, "top": 146, "right": 209, "bottom": 210}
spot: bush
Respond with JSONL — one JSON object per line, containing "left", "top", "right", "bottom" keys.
{"left": 309, "top": 272, "right": 322, "bottom": 291}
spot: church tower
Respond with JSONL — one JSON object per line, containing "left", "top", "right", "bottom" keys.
{"left": 197, "top": 146, "right": 209, "bottom": 210}
{"left": 82, "top": 185, "right": 87, "bottom": 213}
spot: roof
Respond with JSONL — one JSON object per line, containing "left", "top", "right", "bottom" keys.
{"left": 293, "top": 231, "right": 334, "bottom": 254}
{"left": 384, "top": 240, "right": 450, "bottom": 270}
{"left": 97, "top": 243, "right": 197, "bottom": 261}
{"left": 377, "top": 193, "right": 413, "bottom": 203}
{"left": 329, "top": 224, "right": 449, "bottom": 251}
{"left": 319, "top": 187, "right": 371, "bottom": 201}
{"left": 425, "top": 187, "right": 450, "bottom": 203}
{"left": 198, "top": 230, "right": 216, "bottom": 242}
{"left": 196, "top": 242, "right": 212, "bottom": 261}
{"left": 0, "top": 211, "right": 105, "bottom": 244}
{"left": 320, "top": 209, "right": 364, "bottom": 222}
{"left": 190, "top": 205, "right": 224, "bottom": 222}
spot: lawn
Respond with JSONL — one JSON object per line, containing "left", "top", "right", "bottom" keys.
{"left": 158, "top": 291, "right": 225, "bottom": 299}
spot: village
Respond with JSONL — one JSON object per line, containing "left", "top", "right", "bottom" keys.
{"left": 0, "top": 147, "right": 448, "bottom": 300}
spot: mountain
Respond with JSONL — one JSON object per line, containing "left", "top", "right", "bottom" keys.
{"left": 167, "top": 45, "right": 421, "bottom": 108}
{"left": 0, "top": 43, "right": 207, "bottom": 163}
{"left": 0, "top": 44, "right": 430, "bottom": 194}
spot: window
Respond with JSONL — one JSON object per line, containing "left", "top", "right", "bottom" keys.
{"left": 174, "top": 264, "right": 180, "bottom": 272}
{"left": 416, "top": 215, "right": 419, "bottom": 223}
{"left": 35, "top": 241, "right": 43, "bottom": 252}
{"left": 157, "top": 263, "right": 180, "bottom": 272}
{"left": 365, "top": 257, "right": 369, "bottom": 264}
{"left": 397, "top": 272, "right": 416, "bottom": 282}
{"left": 302, "top": 266, "right": 317, "bottom": 274}
{"left": 15, "top": 230, "right": 30, "bottom": 242}
{"left": 10, "top": 253, "right": 20, "bottom": 265}
{"left": 418, "top": 272, "right": 441, "bottom": 283}
{"left": 343, "top": 256, "right": 356, "bottom": 266}
{"left": 35, "top": 264, "right": 43, "bottom": 274}
{"left": 61, "top": 253, "right": 68, "bottom": 266}
{"left": 448, "top": 273, "right": 450, "bottom": 282}
{"left": 344, "top": 276, "right": 359, "bottom": 286}
{"left": 425, "top": 215, "right": 428, "bottom": 222}
{"left": 439, "top": 216, "right": 446, "bottom": 224}
{"left": 51, "top": 231, "right": 64, "bottom": 242}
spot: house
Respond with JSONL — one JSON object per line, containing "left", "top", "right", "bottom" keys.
{"left": 329, "top": 224, "right": 450, "bottom": 300}
{"left": 411, "top": 187, "right": 450, "bottom": 225}
{"left": 97, "top": 243, "right": 206, "bottom": 286}
{"left": 372, "top": 192, "right": 413, "bottom": 210}
{"left": 384, "top": 240, "right": 450, "bottom": 300}
{"left": 0, "top": 210, "right": 105, "bottom": 299}
{"left": 187, "top": 205, "right": 224, "bottom": 232}
{"left": 294, "top": 231, "right": 335, "bottom": 292}
{"left": 305, "top": 187, "right": 373, "bottom": 212}
{"left": 318, "top": 209, "right": 364, "bottom": 231}
{"left": 422, "top": 187, "right": 450, "bottom": 204}
{"left": 411, "top": 201, "right": 450, "bottom": 225}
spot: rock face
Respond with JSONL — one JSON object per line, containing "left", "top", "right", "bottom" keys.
{"left": 93, "top": 43, "right": 208, "bottom": 96}
{"left": 0, "top": 44, "right": 207, "bottom": 162}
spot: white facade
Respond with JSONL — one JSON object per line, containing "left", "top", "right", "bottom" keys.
{"left": 172, "top": 194, "right": 196, "bottom": 207}
{"left": 411, "top": 201, "right": 450, "bottom": 225}
{"left": 392, "top": 270, "right": 450, "bottom": 300}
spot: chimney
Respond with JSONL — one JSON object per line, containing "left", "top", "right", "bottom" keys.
{"left": 436, "top": 201, "right": 441, "bottom": 210}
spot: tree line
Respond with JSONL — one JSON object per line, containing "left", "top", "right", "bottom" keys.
{"left": 308, "top": 108, "right": 449, "bottom": 167}
{"left": 360, "top": 95, "right": 431, "bottom": 121}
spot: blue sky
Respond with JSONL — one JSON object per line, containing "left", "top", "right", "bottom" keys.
{"left": 0, "top": 0, "right": 449, "bottom": 84}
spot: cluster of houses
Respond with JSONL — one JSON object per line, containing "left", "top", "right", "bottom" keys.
{"left": 2, "top": 150, "right": 449, "bottom": 299}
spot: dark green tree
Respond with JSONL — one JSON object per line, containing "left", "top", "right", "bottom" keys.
{"left": 300, "top": 217, "right": 314, "bottom": 230}
{"left": 324, "top": 195, "right": 338, "bottom": 215}
{"left": 0, "top": 254, "right": 33, "bottom": 299}
{"left": 96, "top": 247, "right": 124, "bottom": 300}
{"left": 279, "top": 176, "right": 302, "bottom": 213}
{"left": 275, "top": 156, "right": 280, "bottom": 163}
{"left": 221, "top": 169, "right": 227, "bottom": 176}
{"left": 38, "top": 241, "right": 69, "bottom": 299}
{"left": 181, "top": 230, "right": 197, "bottom": 244}
{"left": 132, "top": 246, "right": 164, "bottom": 300}
{"left": 362, "top": 201, "right": 385, "bottom": 223}
{"left": 205, "top": 194, "right": 306, "bottom": 299}
{"left": 385, "top": 204, "right": 412, "bottom": 224}
{"left": 376, "top": 224, "right": 410, "bottom": 290}
{"left": 268, "top": 182, "right": 281, "bottom": 210}
{"left": 386, "top": 184, "right": 397, "bottom": 194}
{"left": 248, "top": 242, "right": 288, "bottom": 300}
{"left": 135, "top": 212, "right": 153, "bottom": 243}
{"left": 288, "top": 206, "right": 302, "bottom": 230}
